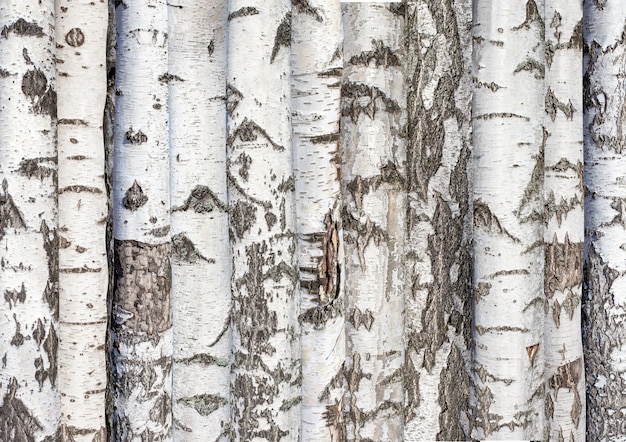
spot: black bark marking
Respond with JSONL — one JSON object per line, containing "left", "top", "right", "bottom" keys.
{"left": 471, "top": 384, "right": 503, "bottom": 437}
{"left": 228, "top": 6, "right": 259, "bottom": 21}
{"left": 0, "top": 179, "right": 27, "bottom": 240}
{"left": 437, "top": 344, "right": 470, "bottom": 441}
{"left": 0, "top": 68, "right": 11, "bottom": 77}
{"left": 158, "top": 73, "right": 185, "bottom": 83}
{"left": 270, "top": 12, "right": 291, "bottom": 64}
{"left": 264, "top": 211, "right": 277, "bottom": 231}
{"left": 4, "top": 283, "right": 26, "bottom": 309}
{"left": 230, "top": 200, "right": 256, "bottom": 239}
{"left": 59, "top": 266, "right": 103, "bottom": 273}
{"left": 10, "top": 314, "right": 24, "bottom": 347}
{"left": 341, "top": 81, "right": 401, "bottom": 123}
{"left": 553, "top": 299, "right": 561, "bottom": 327}
{"left": 58, "top": 118, "right": 88, "bottom": 126}
{"left": 177, "top": 394, "right": 227, "bottom": 416}
{"left": 122, "top": 180, "right": 148, "bottom": 211}
{"left": 342, "top": 208, "right": 388, "bottom": 272}
{"left": 148, "top": 225, "right": 170, "bottom": 238}
{"left": 317, "top": 68, "right": 342, "bottom": 78}
{"left": 41, "top": 220, "right": 59, "bottom": 321}
{"left": 514, "top": 58, "right": 545, "bottom": 79}
{"left": 65, "top": 28, "right": 85, "bottom": 47}
{"left": 549, "top": 357, "right": 582, "bottom": 400}
{"left": 21, "top": 68, "right": 47, "bottom": 100}
{"left": 512, "top": 0, "right": 545, "bottom": 39}
{"left": 545, "top": 189, "right": 582, "bottom": 227}
{"left": 174, "top": 353, "right": 228, "bottom": 367}
{"left": 277, "top": 176, "right": 295, "bottom": 193}
{"left": 473, "top": 112, "right": 530, "bottom": 121}
{"left": 348, "top": 39, "right": 401, "bottom": 68}
{"left": 234, "top": 152, "right": 252, "bottom": 181}
{"left": 293, "top": 0, "right": 323, "bottom": 22}
{"left": 515, "top": 135, "right": 544, "bottom": 223}
{"left": 172, "top": 184, "right": 227, "bottom": 214}
{"left": 346, "top": 163, "right": 405, "bottom": 211}
{"left": 113, "top": 240, "right": 172, "bottom": 336}
{"left": 349, "top": 306, "right": 374, "bottom": 331}
{"left": 171, "top": 232, "right": 215, "bottom": 264}
{"left": 59, "top": 185, "right": 103, "bottom": 194}
{"left": 226, "top": 83, "right": 243, "bottom": 117}
{"left": 473, "top": 199, "right": 520, "bottom": 243}
{"left": 1, "top": 18, "right": 44, "bottom": 38}
{"left": 42, "top": 323, "right": 58, "bottom": 387}
{"left": 227, "top": 118, "right": 285, "bottom": 151}
{"left": 124, "top": 128, "right": 148, "bottom": 145}
{"left": 207, "top": 39, "right": 214, "bottom": 55}
{"left": 323, "top": 397, "right": 345, "bottom": 441}
{"left": 545, "top": 234, "right": 583, "bottom": 299}
{"left": 33, "top": 319, "right": 46, "bottom": 349}
{"left": 0, "top": 378, "right": 43, "bottom": 440}
{"left": 388, "top": 2, "right": 407, "bottom": 17}
{"left": 309, "top": 132, "right": 340, "bottom": 144}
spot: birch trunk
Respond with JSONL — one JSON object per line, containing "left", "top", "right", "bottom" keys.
{"left": 111, "top": 0, "right": 172, "bottom": 439}
{"left": 55, "top": 1, "right": 108, "bottom": 439}
{"left": 226, "top": 1, "right": 301, "bottom": 440}
{"left": 403, "top": 0, "right": 473, "bottom": 440}
{"left": 340, "top": 3, "right": 406, "bottom": 440}
{"left": 169, "top": 1, "right": 231, "bottom": 439}
{"left": 543, "top": 1, "right": 585, "bottom": 440}
{"left": 583, "top": 1, "right": 626, "bottom": 439}
{"left": 471, "top": 1, "right": 546, "bottom": 439}
{"left": 291, "top": 1, "right": 345, "bottom": 441}
{"left": 0, "top": 2, "right": 60, "bottom": 440}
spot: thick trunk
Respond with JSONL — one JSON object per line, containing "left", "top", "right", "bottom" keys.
{"left": 340, "top": 3, "right": 406, "bottom": 440}
{"left": 55, "top": 1, "right": 108, "bottom": 440}
{"left": 111, "top": 0, "right": 172, "bottom": 439}
{"left": 227, "top": 1, "right": 301, "bottom": 440}
{"left": 471, "top": 1, "right": 546, "bottom": 439}
{"left": 543, "top": 1, "right": 585, "bottom": 440}
{"left": 291, "top": 1, "right": 345, "bottom": 441}
{"left": 169, "top": 1, "right": 231, "bottom": 439}
{"left": 0, "top": 1, "right": 60, "bottom": 440}
{"left": 583, "top": 1, "right": 626, "bottom": 440}
{"left": 403, "top": 0, "right": 473, "bottom": 440}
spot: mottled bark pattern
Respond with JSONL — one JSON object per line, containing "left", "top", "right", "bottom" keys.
{"left": 341, "top": 4, "right": 406, "bottom": 441}
{"left": 583, "top": 1, "right": 626, "bottom": 439}
{"left": 403, "top": 0, "right": 473, "bottom": 439}
{"left": 471, "top": 1, "right": 546, "bottom": 439}
{"left": 0, "top": 2, "right": 59, "bottom": 440}
{"left": 227, "top": 1, "right": 301, "bottom": 440}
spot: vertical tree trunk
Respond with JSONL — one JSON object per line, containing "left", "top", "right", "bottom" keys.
{"left": 169, "top": 1, "right": 231, "bottom": 439}
{"left": 471, "top": 1, "right": 546, "bottom": 439}
{"left": 543, "top": 1, "right": 585, "bottom": 440}
{"left": 226, "top": 1, "right": 301, "bottom": 440}
{"left": 55, "top": 1, "right": 108, "bottom": 440}
{"left": 111, "top": 0, "right": 172, "bottom": 439}
{"left": 340, "top": 3, "right": 406, "bottom": 440}
{"left": 403, "top": 0, "right": 473, "bottom": 440}
{"left": 0, "top": 1, "right": 60, "bottom": 440}
{"left": 291, "top": 1, "right": 345, "bottom": 440}
{"left": 583, "top": 1, "right": 626, "bottom": 439}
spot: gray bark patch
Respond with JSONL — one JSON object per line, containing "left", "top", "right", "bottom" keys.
{"left": 227, "top": 118, "right": 285, "bottom": 151}
{"left": 0, "top": 180, "right": 27, "bottom": 240}
{"left": 341, "top": 81, "right": 401, "bottom": 123}
{"left": 270, "top": 12, "right": 291, "bottom": 64}
{"left": 4, "top": 283, "right": 26, "bottom": 309}
{"left": 228, "top": 6, "right": 259, "bottom": 21}
{"left": 348, "top": 39, "right": 401, "bottom": 68}
{"left": 0, "top": 378, "right": 43, "bottom": 439}
{"left": 124, "top": 128, "right": 148, "bottom": 145}
{"left": 177, "top": 394, "right": 227, "bottom": 417}
{"left": 172, "top": 184, "right": 227, "bottom": 213}
{"left": 545, "top": 235, "right": 583, "bottom": 300}
{"left": 1, "top": 18, "right": 45, "bottom": 38}
{"left": 122, "top": 180, "right": 148, "bottom": 211}
{"left": 65, "top": 28, "right": 85, "bottom": 47}
{"left": 293, "top": 0, "right": 322, "bottom": 22}
{"left": 171, "top": 232, "right": 214, "bottom": 264}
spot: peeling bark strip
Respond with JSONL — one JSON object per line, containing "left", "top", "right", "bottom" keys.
{"left": 341, "top": 3, "right": 406, "bottom": 440}
{"left": 471, "top": 1, "right": 545, "bottom": 439}
{"left": 291, "top": 0, "right": 345, "bottom": 439}
{"left": 583, "top": 1, "right": 626, "bottom": 439}
{"left": 169, "top": 0, "right": 231, "bottom": 438}
{"left": 112, "top": 0, "right": 172, "bottom": 437}
{"left": 403, "top": 1, "right": 474, "bottom": 438}
{"left": 0, "top": 1, "right": 60, "bottom": 440}
{"left": 227, "top": 0, "right": 300, "bottom": 440}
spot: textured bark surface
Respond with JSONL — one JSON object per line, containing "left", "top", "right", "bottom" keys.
{"left": 341, "top": 4, "right": 406, "bottom": 440}
{"left": 583, "top": 1, "right": 626, "bottom": 440}
{"left": 55, "top": 1, "right": 109, "bottom": 439}
{"left": 227, "top": 1, "right": 301, "bottom": 440}
{"left": 291, "top": 1, "right": 345, "bottom": 441}
{"left": 543, "top": 1, "right": 585, "bottom": 440}
{"left": 471, "top": 1, "right": 546, "bottom": 439}
{"left": 403, "top": 0, "right": 473, "bottom": 440}
{"left": 0, "top": 2, "right": 60, "bottom": 440}
{"left": 111, "top": 0, "right": 172, "bottom": 439}
{"left": 169, "top": 1, "right": 231, "bottom": 439}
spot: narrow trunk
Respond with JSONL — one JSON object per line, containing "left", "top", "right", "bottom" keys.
{"left": 55, "top": 1, "right": 108, "bottom": 439}
{"left": 291, "top": 1, "right": 345, "bottom": 440}
{"left": 0, "top": 1, "right": 60, "bottom": 440}
{"left": 403, "top": 0, "right": 473, "bottom": 440}
{"left": 583, "top": 1, "right": 626, "bottom": 439}
{"left": 340, "top": 3, "right": 406, "bottom": 440}
{"left": 470, "top": 0, "right": 546, "bottom": 439}
{"left": 111, "top": 0, "right": 172, "bottom": 439}
{"left": 543, "top": 1, "right": 585, "bottom": 440}
{"left": 226, "top": 1, "right": 301, "bottom": 440}
{"left": 169, "top": 1, "right": 231, "bottom": 438}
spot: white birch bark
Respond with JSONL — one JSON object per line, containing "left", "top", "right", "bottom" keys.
{"left": 403, "top": 0, "right": 473, "bottom": 440}
{"left": 0, "top": 2, "right": 60, "bottom": 440}
{"left": 55, "top": 1, "right": 108, "bottom": 440}
{"left": 341, "top": 3, "right": 406, "bottom": 440}
{"left": 111, "top": 0, "right": 172, "bottom": 439}
{"left": 583, "top": 1, "right": 626, "bottom": 439}
{"left": 471, "top": 1, "right": 546, "bottom": 439}
{"left": 291, "top": 1, "right": 345, "bottom": 440}
{"left": 226, "top": 1, "right": 301, "bottom": 440}
{"left": 169, "top": 1, "right": 231, "bottom": 439}
{"left": 543, "top": 1, "right": 585, "bottom": 440}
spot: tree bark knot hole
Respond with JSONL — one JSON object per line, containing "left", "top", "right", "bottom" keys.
{"left": 122, "top": 181, "right": 148, "bottom": 211}
{"left": 65, "top": 28, "right": 85, "bottom": 47}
